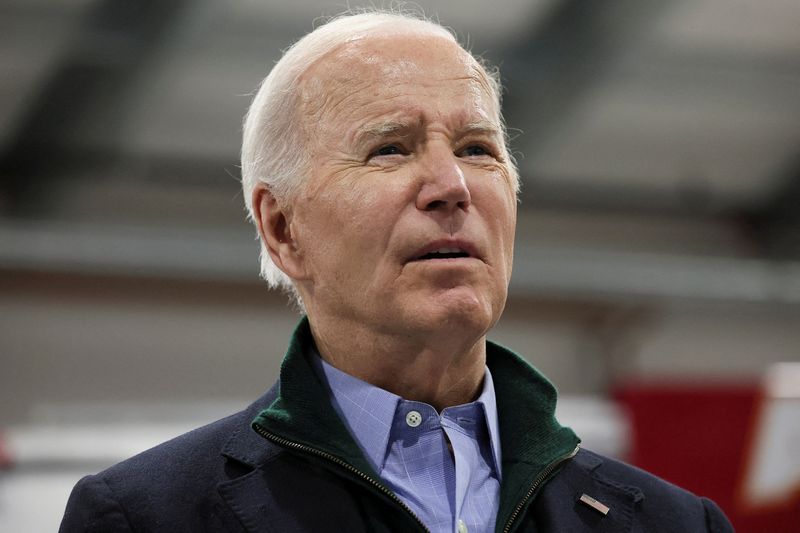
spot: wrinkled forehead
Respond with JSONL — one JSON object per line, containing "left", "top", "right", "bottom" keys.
{"left": 298, "top": 32, "right": 500, "bottom": 120}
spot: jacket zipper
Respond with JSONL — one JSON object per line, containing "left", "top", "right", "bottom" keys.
{"left": 502, "top": 444, "right": 581, "bottom": 533}
{"left": 253, "top": 423, "right": 430, "bottom": 533}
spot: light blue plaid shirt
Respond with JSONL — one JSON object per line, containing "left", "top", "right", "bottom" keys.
{"left": 316, "top": 354, "right": 502, "bottom": 533}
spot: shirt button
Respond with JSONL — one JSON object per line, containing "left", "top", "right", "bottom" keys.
{"left": 405, "top": 410, "right": 422, "bottom": 427}
{"left": 458, "top": 519, "right": 468, "bottom": 533}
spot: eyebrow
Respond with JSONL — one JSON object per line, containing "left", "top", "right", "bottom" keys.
{"left": 458, "top": 120, "right": 502, "bottom": 140}
{"left": 352, "top": 121, "right": 414, "bottom": 148}
{"left": 352, "top": 119, "right": 501, "bottom": 148}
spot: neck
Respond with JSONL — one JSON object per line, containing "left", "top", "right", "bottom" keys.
{"left": 308, "top": 314, "right": 487, "bottom": 411}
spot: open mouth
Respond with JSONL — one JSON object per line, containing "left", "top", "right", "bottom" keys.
{"left": 413, "top": 247, "right": 472, "bottom": 261}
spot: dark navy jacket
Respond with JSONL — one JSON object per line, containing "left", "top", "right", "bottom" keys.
{"left": 61, "top": 320, "right": 733, "bottom": 532}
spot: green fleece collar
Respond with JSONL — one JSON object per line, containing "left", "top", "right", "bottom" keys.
{"left": 486, "top": 340, "right": 582, "bottom": 529}
{"left": 251, "top": 317, "right": 580, "bottom": 530}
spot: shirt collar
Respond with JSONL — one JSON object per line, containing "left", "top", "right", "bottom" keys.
{"left": 477, "top": 367, "right": 503, "bottom": 479}
{"left": 314, "top": 351, "right": 502, "bottom": 477}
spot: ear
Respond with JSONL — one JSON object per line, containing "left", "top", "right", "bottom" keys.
{"left": 252, "top": 183, "right": 308, "bottom": 281}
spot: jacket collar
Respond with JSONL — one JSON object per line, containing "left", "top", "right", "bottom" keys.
{"left": 486, "top": 339, "right": 582, "bottom": 528}
{"left": 235, "top": 317, "right": 581, "bottom": 528}
{"left": 249, "top": 317, "right": 382, "bottom": 478}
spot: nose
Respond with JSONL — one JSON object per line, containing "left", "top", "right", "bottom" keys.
{"left": 415, "top": 145, "right": 471, "bottom": 213}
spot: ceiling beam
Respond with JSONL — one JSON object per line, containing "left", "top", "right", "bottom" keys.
{"left": 495, "top": 0, "right": 679, "bottom": 206}
{"left": 0, "top": 0, "right": 188, "bottom": 217}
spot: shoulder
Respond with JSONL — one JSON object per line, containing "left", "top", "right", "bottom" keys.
{"left": 573, "top": 448, "right": 698, "bottom": 503}
{"left": 535, "top": 448, "right": 733, "bottom": 532}
{"left": 101, "top": 408, "right": 249, "bottom": 493}
{"left": 60, "top": 386, "right": 279, "bottom": 532}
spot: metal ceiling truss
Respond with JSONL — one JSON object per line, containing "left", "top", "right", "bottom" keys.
{"left": 0, "top": 0, "right": 188, "bottom": 217}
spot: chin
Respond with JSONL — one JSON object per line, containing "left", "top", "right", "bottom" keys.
{"left": 414, "top": 288, "right": 497, "bottom": 336}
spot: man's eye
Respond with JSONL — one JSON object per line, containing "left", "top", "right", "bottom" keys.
{"left": 460, "top": 145, "right": 491, "bottom": 157}
{"left": 372, "top": 145, "right": 403, "bottom": 157}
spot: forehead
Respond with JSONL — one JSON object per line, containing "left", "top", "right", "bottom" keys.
{"left": 299, "top": 32, "right": 500, "bottom": 129}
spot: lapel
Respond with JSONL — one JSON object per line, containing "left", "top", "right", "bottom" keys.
{"left": 215, "top": 386, "right": 283, "bottom": 533}
{"left": 218, "top": 428, "right": 371, "bottom": 533}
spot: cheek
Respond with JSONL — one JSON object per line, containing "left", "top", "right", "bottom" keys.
{"left": 491, "top": 176, "right": 517, "bottom": 237}
{"left": 309, "top": 185, "right": 405, "bottom": 265}
{"left": 474, "top": 175, "right": 516, "bottom": 224}
{"left": 502, "top": 205, "right": 517, "bottom": 272}
{"left": 472, "top": 178, "right": 517, "bottom": 271}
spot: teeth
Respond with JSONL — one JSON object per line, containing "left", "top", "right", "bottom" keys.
{"left": 435, "top": 247, "right": 463, "bottom": 254}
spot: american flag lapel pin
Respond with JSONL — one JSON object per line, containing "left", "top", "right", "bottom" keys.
{"left": 579, "top": 493, "right": 610, "bottom": 516}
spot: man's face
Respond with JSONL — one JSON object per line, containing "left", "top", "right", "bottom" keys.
{"left": 289, "top": 33, "right": 517, "bottom": 339}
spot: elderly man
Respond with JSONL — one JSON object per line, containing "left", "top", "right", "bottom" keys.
{"left": 61, "top": 11, "right": 732, "bottom": 533}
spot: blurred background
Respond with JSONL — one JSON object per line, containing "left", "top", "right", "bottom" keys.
{"left": 1, "top": 0, "right": 799, "bottom": 530}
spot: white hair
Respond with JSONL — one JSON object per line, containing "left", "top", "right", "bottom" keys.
{"left": 241, "top": 9, "right": 515, "bottom": 309}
